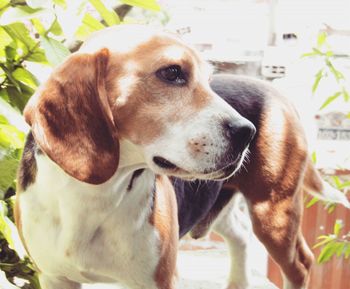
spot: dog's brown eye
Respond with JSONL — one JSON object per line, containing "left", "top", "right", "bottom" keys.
{"left": 156, "top": 65, "right": 187, "bottom": 85}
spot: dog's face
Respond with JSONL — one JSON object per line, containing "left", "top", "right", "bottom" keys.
{"left": 24, "top": 25, "right": 255, "bottom": 184}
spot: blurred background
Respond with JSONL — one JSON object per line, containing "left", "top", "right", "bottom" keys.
{"left": 0, "top": 1, "right": 349, "bottom": 288}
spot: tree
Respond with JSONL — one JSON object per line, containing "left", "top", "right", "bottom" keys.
{"left": 303, "top": 31, "right": 350, "bottom": 263}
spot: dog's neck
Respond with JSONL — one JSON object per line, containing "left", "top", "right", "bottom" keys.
{"left": 32, "top": 139, "right": 153, "bottom": 203}
{"left": 118, "top": 139, "right": 148, "bottom": 170}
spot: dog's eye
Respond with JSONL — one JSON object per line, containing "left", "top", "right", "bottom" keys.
{"left": 156, "top": 65, "right": 187, "bottom": 85}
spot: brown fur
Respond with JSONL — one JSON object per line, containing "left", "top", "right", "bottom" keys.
{"left": 149, "top": 176, "right": 179, "bottom": 289}
{"left": 24, "top": 49, "right": 119, "bottom": 184}
{"left": 104, "top": 37, "right": 212, "bottom": 146}
{"left": 191, "top": 89, "right": 320, "bottom": 288}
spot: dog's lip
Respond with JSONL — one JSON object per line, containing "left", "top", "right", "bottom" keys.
{"left": 201, "top": 162, "right": 239, "bottom": 180}
{"left": 199, "top": 152, "right": 245, "bottom": 180}
{"left": 153, "top": 156, "right": 178, "bottom": 170}
{"left": 152, "top": 153, "right": 243, "bottom": 180}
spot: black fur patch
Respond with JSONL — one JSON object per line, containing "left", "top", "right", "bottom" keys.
{"left": 17, "top": 132, "right": 38, "bottom": 191}
{"left": 173, "top": 178, "right": 223, "bottom": 238}
{"left": 127, "top": 169, "right": 145, "bottom": 192}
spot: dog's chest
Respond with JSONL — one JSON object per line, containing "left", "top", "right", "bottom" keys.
{"left": 173, "top": 178, "right": 223, "bottom": 237}
{"left": 19, "top": 155, "right": 160, "bottom": 285}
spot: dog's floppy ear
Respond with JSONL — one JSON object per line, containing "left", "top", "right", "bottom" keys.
{"left": 24, "top": 48, "right": 119, "bottom": 185}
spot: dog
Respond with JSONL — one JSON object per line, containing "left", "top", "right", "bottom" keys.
{"left": 15, "top": 25, "right": 332, "bottom": 289}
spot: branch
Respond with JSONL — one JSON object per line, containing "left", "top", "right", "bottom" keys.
{"left": 115, "top": 4, "right": 133, "bottom": 20}
{"left": 322, "top": 23, "right": 350, "bottom": 37}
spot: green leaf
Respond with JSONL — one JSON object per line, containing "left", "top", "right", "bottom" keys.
{"left": 48, "top": 18, "right": 63, "bottom": 36}
{"left": 89, "top": 0, "right": 120, "bottom": 26}
{"left": 338, "top": 181, "right": 350, "bottom": 189}
{"left": 325, "top": 50, "right": 334, "bottom": 57}
{"left": 0, "top": 89, "right": 9, "bottom": 102}
{"left": 327, "top": 204, "right": 336, "bottom": 214}
{"left": 5, "top": 45, "right": 17, "bottom": 61}
{"left": 75, "top": 12, "right": 105, "bottom": 40}
{"left": 40, "top": 35, "right": 70, "bottom": 66}
{"left": 0, "top": 114, "right": 9, "bottom": 124}
{"left": 0, "top": 6, "right": 48, "bottom": 25}
{"left": 0, "top": 200, "right": 15, "bottom": 247}
{"left": 326, "top": 59, "right": 344, "bottom": 82}
{"left": 318, "top": 241, "right": 338, "bottom": 263}
{"left": 53, "top": 0, "right": 66, "bottom": 8}
{"left": 317, "top": 31, "right": 327, "bottom": 47}
{"left": 12, "top": 67, "right": 39, "bottom": 89}
{"left": 0, "top": 0, "right": 10, "bottom": 10}
{"left": 333, "top": 219, "right": 343, "bottom": 236}
{"left": 312, "top": 48, "right": 323, "bottom": 55}
{"left": 335, "top": 243, "right": 345, "bottom": 257}
{"left": 319, "top": 91, "right": 342, "bottom": 110}
{"left": 26, "top": 48, "right": 47, "bottom": 63}
{"left": 312, "top": 69, "right": 324, "bottom": 94}
{"left": 301, "top": 51, "right": 319, "bottom": 58}
{"left": 313, "top": 235, "right": 333, "bottom": 249}
{"left": 26, "top": 0, "right": 52, "bottom": 8}
{"left": 331, "top": 175, "right": 342, "bottom": 189}
{"left": 6, "top": 85, "right": 33, "bottom": 112}
{"left": 0, "top": 27, "right": 13, "bottom": 50}
{"left": 3, "top": 23, "right": 37, "bottom": 50}
{"left": 342, "top": 89, "right": 349, "bottom": 102}
{"left": 345, "top": 244, "right": 350, "bottom": 259}
{"left": 0, "top": 116, "right": 25, "bottom": 149}
{"left": 31, "top": 18, "right": 46, "bottom": 35}
{"left": 0, "top": 64, "right": 21, "bottom": 92}
{"left": 0, "top": 150, "right": 20, "bottom": 194}
{"left": 311, "top": 151, "right": 317, "bottom": 164}
{"left": 306, "top": 196, "right": 319, "bottom": 208}
{"left": 121, "top": 0, "right": 161, "bottom": 11}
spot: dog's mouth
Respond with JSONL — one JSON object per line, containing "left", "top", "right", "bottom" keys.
{"left": 152, "top": 152, "right": 246, "bottom": 181}
{"left": 153, "top": 156, "right": 178, "bottom": 170}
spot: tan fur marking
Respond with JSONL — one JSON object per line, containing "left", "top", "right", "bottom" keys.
{"left": 105, "top": 36, "right": 212, "bottom": 145}
{"left": 149, "top": 176, "right": 179, "bottom": 289}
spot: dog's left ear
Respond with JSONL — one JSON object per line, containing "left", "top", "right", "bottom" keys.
{"left": 24, "top": 48, "right": 119, "bottom": 185}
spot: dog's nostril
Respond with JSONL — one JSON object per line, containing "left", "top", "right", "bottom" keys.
{"left": 224, "top": 120, "right": 256, "bottom": 148}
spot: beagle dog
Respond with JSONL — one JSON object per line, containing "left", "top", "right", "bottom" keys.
{"left": 15, "top": 25, "right": 329, "bottom": 289}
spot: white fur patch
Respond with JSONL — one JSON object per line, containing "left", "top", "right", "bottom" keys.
{"left": 19, "top": 144, "right": 161, "bottom": 289}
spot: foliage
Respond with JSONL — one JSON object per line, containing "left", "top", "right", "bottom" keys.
{"left": 302, "top": 31, "right": 350, "bottom": 109}
{"left": 313, "top": 219, "right": 350, "bottom": 264}
{"left": 0, "top": 0, "right": 161, "bottom": 288}
{"left": 303, "top": 32, "right": 350, "bottom": 264}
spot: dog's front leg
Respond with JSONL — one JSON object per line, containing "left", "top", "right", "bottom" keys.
{"left": 39, "top": 274, "right": 81, "bottom": 289}
{"left": 213, "top": 193, "right": 253, "bottom": 289}
{"left": 151, "top": 175, "right": 179, "bottom": 289}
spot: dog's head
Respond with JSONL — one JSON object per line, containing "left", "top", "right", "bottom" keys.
{"left": 25, "top": 25, "right": 255, "bottom": 184}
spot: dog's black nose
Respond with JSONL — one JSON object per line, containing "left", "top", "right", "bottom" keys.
{"left": 223, "top": 119, "right": 256, "bottom": 149}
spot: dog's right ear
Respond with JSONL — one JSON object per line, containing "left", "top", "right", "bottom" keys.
{"left": 24, "top": 49, "right": 119, "bottom": 185}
